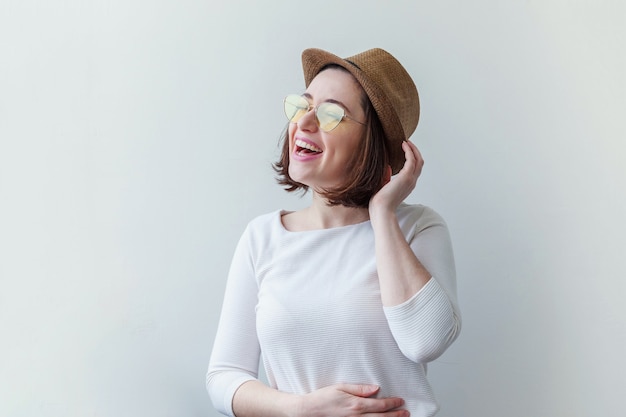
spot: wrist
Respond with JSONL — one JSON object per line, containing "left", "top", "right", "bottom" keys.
{"left": 289, "top": 393, "right": 307, "bottom": 417}
{"left": 369, "top": 205, "right": 397, "bottom": 226}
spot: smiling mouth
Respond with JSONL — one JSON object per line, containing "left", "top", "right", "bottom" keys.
{"left": 295, "top": 139, "right": 323, "bottom": 155}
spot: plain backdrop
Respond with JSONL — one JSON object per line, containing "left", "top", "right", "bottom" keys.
{"left": 1, "top": 1, "right": 625, "bottom": 416}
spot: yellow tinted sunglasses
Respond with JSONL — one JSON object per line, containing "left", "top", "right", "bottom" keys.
{"left": 283, "top": 94, "right": 366, "bottom": 132}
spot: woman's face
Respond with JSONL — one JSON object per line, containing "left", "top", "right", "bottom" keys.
{"left": 287, "top": 68, "right": 367, "bottom": 191}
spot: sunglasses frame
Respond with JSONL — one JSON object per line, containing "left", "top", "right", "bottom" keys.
{"left": 284, "top": 94, "right": 366, "bottom": 132}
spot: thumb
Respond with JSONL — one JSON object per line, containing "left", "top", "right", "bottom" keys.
{"left": 338, "top": 383, "right": 380, "bottom": 398}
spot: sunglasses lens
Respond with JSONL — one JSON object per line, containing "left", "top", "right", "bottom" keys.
{"left": 284, "top": 95, "right": 309, "bottom": 122}
{"left": 283, "top": 95, "right": 346, "bottom": 131}
{"left": 316, "top": 103, "right": 344, "bottom": 131}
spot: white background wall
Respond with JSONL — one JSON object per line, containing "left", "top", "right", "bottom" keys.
{"left": 1, "top": 1, "right": 624, "bottom": 416}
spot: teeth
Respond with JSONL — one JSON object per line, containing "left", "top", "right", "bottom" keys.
{"left": 295, "top": 139, "right": 322, "bottom": 153}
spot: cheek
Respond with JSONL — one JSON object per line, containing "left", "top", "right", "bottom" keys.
{"left": 287, "top": 124, "right": 297, "bottom": 152}
{"left": 336, "top": 132, "right": 364, "bottom": 159}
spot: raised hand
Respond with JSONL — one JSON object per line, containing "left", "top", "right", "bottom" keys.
{"left": 369, "top": 141, "right": 424, "bottom": 217}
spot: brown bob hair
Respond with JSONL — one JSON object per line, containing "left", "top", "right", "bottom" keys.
{"left": 273, "top": 66, "right": 391, "bottom": 208}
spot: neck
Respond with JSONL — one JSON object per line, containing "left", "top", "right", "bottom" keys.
{"left": 305, "top": 192, "right": 370, "bottom": 229}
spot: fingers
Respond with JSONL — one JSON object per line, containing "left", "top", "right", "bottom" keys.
{"left": 366, "top": 409, "right": 410, "bottom": 417}
{"left": 336, "top": 384, "right": 406, "bottom": 415}
{"left": 353, "top": 396, "right": 406, "bottom": 414}
{"left": 387, "top": 411, "right": 410, "bottom": 417}
{"left": 368, "top": 141, "right": 423, "bottom": 213}
{"left": 402, "top": 140, "right": 424, "bottom": 176}
{"left": 337, "top": 383, "right": 380, "bottom": 398}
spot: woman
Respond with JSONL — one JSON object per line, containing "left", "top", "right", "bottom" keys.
{"left": 207, "top": 47, "right": 461, "bottom": 417}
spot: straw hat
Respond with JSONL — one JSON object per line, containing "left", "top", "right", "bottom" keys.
{"left": 301, "top": 48, "right": 420, "bottom": 174}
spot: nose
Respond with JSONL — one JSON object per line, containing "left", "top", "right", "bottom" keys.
{"left": 297, "top": 106, "right": 319, "bottom": 132}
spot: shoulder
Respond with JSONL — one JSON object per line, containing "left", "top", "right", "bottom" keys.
{"left": 232, "top": 210, "right": 285, "bottom": 260}
{"left": 242, "top": 210, "right": 284, "bottom": 237}
{"left": 247, "top": 210, "right": 282, "bottom": 229}
{"left": 397, "top": 202, "right": 446, "bottom": 224}
{"left": 396, "top": 203, "right": 449, "bottom": 237}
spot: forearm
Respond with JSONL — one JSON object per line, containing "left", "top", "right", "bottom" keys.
{"left": 370, "top": 208, "right": 432, "bottom": 307}
{"left": 232, "top": 380, "right": 301, "bottom": 417}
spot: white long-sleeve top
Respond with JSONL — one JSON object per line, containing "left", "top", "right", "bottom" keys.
{"left": 207, "top": 203, "right": 461, "bottom": 417}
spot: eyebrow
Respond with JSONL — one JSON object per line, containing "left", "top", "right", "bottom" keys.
{"left": 302, "top": 92, "right": 352, "bottom": 113}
